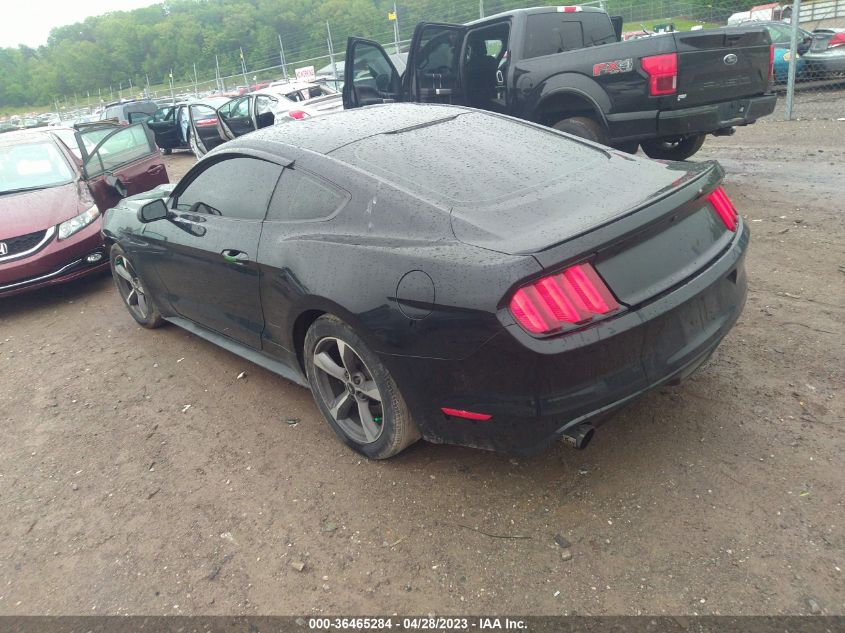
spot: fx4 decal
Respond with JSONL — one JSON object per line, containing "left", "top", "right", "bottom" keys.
{"left": 592, "top": 58, "right": 634, "bottom": 76}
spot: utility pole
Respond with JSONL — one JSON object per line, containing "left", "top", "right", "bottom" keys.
{"left": 278, "top": 34, "right": 289, "bottom": 81}
{"left": 128, "top": 77, "right": 133, "bottom": 95}
{"left": 193, "top": 62, "right": 199, "bottom": 96}
{"left": 393, "top": 1, "right": 401, "bottom": 54}
{"left": 118, "top": 82, "right": 122, "bottom": 100}
{"left": 785, "top": 0, "right": 801, "bottom": 120}
{"left": 326, "top": 22, "right": 338, "bottom": 80}
{"left": 169, "top": 69, "right": 175, "bottom": 103}
{"left": 145, "top": 73, "right": 150, "bottom": 98}
{"left": 215, "top": 55, "right": 223, "bottom": 92}
{"left": 240, "top": 47, "right": 249, "bottom": 88}
{"left": 479, "top": 0, "right": 484, "bottom": 18}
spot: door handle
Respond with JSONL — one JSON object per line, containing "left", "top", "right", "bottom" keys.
{"left": 147, "top": 164, "right": 164, "bottom": 175}
{"left": 221, "top": 249, "right": 249, "bottom": 263}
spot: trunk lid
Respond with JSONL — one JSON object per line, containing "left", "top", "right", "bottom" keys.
{"left": 672, "top": 27, "right": 771, "bottom": 107}
{"left": 524, "top": 161, "right": 732, "bottom": 308}
{"left": 303, "top": 94, "right": 344, "bottom": 114}
{"left": 450, "top": 152, "right": 710, "bottom": 256}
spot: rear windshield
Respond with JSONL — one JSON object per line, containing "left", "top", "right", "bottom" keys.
{"left": 524, "top": 12, "right": 617, "bottom": 58}
{"left": 331, "top": 111, "right": 604, "bottom": 205}
{"left": 0, "top": 140, "right": 73, "bottom": 194}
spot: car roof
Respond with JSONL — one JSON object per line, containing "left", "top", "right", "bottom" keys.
{"left": 223, "top": 103, "right": 470, "bottom": 156}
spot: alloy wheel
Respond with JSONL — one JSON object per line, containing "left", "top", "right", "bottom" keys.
{"left": 311, "top": 336, "right": 384, "bottom": 444}
{"left": 113, "top": 255, "right": 150, "bottom": 321}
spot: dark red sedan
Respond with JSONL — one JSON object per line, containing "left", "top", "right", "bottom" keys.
{"left": 0, "top": 124, "right": 168, "bottom": 298}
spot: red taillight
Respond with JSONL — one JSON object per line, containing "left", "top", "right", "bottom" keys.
{"left": 708, "top": 186, "right": 738, "bottom": 232}
{"left": 769, "top": 45, "right": 775, "bottom": 82}
{"left": 196, "top": 117, "right": 218, "bottom": 126}
{"left": 641, "top": 53, "right": 678, "bottom": 96}
{"left": 288, "top": 110, "right": 310, "bottom": 120}
{"left": 509, "top": 263, "right": 620, "bottom": 336}
{"left": 558, "top": 5, "right": 582, "bottom": 12}
{"left": 829, "top": 33, "right": 845, "bottom": 48}
{"left": 441, "top": 407, "right": 492, "bottom": 421}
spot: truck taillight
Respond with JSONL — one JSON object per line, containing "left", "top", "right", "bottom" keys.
{"left": 708, "top": 186, "right": 738, "bottom": 232}
{"left": 769, "top": 45, "right": 775, "bottom": 81}
{"left": 641, "top": 53, "right": 678, "bottom": 96}
{"left": 288, "top": 110, "right": 310, "bottom": 119}
{"left": 509, "top": 263, "right": 621, "bottom": 336}
{"left": 558, "top": 5, "right": 583, "bottom": 11}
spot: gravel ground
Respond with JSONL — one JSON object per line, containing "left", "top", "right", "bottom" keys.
{"left": 0, "top": 118, "right": 843, "bottom": 616}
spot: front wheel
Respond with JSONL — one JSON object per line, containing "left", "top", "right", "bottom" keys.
{"left": 110, "top": 245, "right": 163, "bottom": 329}
{"left": 640, "top": 134, "right": 706, "bottom": 161}
{"left": 305, "top": 315, "right": 420, "bottom": 459}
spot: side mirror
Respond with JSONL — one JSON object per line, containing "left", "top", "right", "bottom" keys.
{"left": 105, "top": 174, "right": 128, "bottom": 198}
{"left": 138, "top": 199, "right": 169, "bottom": 223}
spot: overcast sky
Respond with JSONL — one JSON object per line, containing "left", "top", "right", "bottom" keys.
{"left": 2, "top": 0, "right": 160, "bottom": 48}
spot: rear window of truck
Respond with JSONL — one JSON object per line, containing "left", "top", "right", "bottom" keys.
{"left": 524, "top": 12, "right": 617, "bottom": 59}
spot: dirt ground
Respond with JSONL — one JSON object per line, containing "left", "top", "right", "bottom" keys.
{"left": 0, "top": 118, "right": 843, "bottom": 617}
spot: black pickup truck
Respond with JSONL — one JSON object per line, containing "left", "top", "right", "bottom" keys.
{"left": 342, "top": 6, "right": 777, "bottom": 160}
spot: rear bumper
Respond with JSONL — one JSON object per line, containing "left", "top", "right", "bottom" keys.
{"left": 606, "top": 95, "right": 777, "bottom": 142}
{"left": 657, "top": 94, "right": 777, "bottom": 136}
{"left": 382, "top": 224, "right": 749, "bottom": 455}
{"left": 0, "top": 220, "right": 107, "bottom": 299}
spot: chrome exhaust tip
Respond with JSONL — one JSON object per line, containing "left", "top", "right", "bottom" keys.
{"left": 561, "top": 424, "right": 595, "bottom": 450}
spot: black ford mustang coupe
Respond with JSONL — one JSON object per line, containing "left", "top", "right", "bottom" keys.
{"left": 102, "top": 104, "right": 748, "bottom": 459}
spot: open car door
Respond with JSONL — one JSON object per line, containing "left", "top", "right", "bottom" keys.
{"left": 78, "top": 123, "right": 168, "bottom": 212}
{"left": 145, "top": 106, "right": 181, "bottom": 151}
{"left": 405, "top": 22, "right": 468, "bottom": 105}
{"left": 342, "top": 37, "right": 403, "bottom": 108}
{"left": 216, "top": 96, "right": 255, "bottom": 139}
{"left": 188, "top": 103, "right": 226, "bottom": 157}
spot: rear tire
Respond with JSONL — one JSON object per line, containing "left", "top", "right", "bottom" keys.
{"left": 640, "top": 134, "right": 706, "bottom": 161}
{"left": 110, "top": 245, "right": 163, "bottom": 329}
{"left": 305, "top": 315, "right": 420, "bottom": 459}
{"left": 552, "top": 116, "right": 608, "bottom": 145}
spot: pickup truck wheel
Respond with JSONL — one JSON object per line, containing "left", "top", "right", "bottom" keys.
{"left": 640, "top": 134, "right": 706, "bottom": 161}
{"left": 552, "top": 117, "right": 608, "bottom": 145}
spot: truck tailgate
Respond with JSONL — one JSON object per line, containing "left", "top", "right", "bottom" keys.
{"left": 673, "top": 27, "right": 771, "bottom": 107}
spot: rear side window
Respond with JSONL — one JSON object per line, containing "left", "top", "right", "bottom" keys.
{"left": 524, "top": 12, "right": 616, "bottom": 59}
{"left": 175, "top": 156, "right": 282, "bottom": 220}
{"left": 267, "top": 168, "right": 348, "bottom": 222}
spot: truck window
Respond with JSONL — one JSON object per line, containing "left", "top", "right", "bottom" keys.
{"left": 524, "top": 12, "right": 616, "bottom": 59}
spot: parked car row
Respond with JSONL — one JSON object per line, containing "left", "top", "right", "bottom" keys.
{"left": 142, "top": 81, "right": 343, "bottom": 157}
